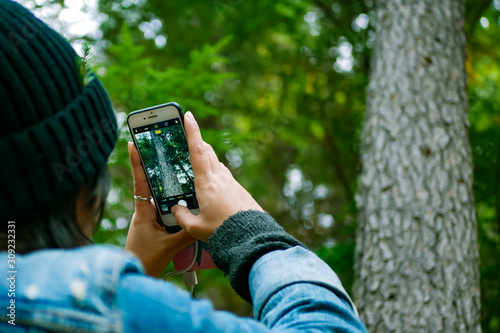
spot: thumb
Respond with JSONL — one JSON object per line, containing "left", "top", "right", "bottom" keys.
{"left": 171, "top": 205, "right": 199, "bottom": 237}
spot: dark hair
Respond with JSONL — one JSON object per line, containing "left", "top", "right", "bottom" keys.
{"left": 14, "top": 166, "right": 111, "bottom": 254}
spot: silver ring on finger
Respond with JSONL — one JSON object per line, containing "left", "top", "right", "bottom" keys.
{"left": 134, "top": 195, "right": 152, "bottom": 202}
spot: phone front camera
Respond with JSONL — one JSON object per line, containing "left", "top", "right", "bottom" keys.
{"left": 144, "top": 117, "right": 146, "bottom": 120}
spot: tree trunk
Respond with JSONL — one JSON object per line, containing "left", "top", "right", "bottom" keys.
{"left": 354, "top": 1, "right": 481, "bottom": 332}
{"left": 152, "top": 132, "right": 182, "bottom": 197}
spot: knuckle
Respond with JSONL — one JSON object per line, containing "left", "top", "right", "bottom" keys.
{"left": 192, "top": 143, "right": 206, "bottom": 157}
{"left": 204, "top": 179, "right": 219, "bottom": 192}
{"left": 215, "top": 171, "right": 228, "bottom": 183}
{"left": 204, "top": 142, "right": 214, "bottom": 151}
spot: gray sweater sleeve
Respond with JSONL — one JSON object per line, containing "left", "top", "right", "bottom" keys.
{"left": 207, "top": 210, "right": 304, "bottom": 303}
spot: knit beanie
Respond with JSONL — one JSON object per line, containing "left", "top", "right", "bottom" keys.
{"left": 0, "top": 0, "right": 117, "bottom": 223}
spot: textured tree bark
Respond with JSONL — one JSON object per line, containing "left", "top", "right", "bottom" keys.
{"left": 354, "top": 1, "right": 481, "bottom": 332}
{"left": 152, "top": 132, "right": 182, "bottom": 197}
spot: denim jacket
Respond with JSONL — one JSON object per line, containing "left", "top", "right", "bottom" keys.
{"left": 0, "top": 245, "right": 366, "bottom": 332}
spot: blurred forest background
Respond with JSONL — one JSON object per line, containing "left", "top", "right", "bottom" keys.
{"left": 21, "top": 0, "right": 499, "bottom": 331}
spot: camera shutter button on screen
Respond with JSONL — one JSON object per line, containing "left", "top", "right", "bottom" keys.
{"left": 178, "top": 200, "right": 187, "bottom": 207}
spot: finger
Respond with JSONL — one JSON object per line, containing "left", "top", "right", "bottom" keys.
{"left": 204, "top": 142, "right": 221, "bottom": 173}
{"left": 128, "top": 142, "right": 151, "bottom": 200}
{"left": 165, "top": 229, "right": 196, "bottom": 248}
{"left": 171, "top": 205, "right": 202, "bottom": 239}
{"left": 184, "top": 111, "right": 212, "bottom": 179}
{"left": 219, "top": 162, "right": 232, "bottom": 176}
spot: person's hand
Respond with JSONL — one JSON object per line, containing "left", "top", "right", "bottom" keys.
{"left": 125, "top": 142, "right": 196, "bottom": 277}
{"left": 171, "top": 111, "right": 264, "bottom": 242}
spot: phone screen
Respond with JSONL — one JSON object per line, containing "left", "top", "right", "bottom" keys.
{"left": 132, "top": 118, "right": 198, "bottom": 215}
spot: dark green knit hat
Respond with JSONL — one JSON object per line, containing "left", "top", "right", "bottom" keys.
{"left": 0, "top": 0, "right": 117, "bottom": 222}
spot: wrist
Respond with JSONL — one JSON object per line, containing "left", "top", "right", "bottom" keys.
{"left": 207, "top": 210, "right": 303, "bottom": 302}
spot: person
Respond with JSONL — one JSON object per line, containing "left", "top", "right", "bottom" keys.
{"left": 0, "top": 1, "right": 367, "bottom": 332}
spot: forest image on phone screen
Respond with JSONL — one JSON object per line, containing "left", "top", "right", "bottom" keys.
{"left": 134, "top": 120, "right": 195, "bottom": 214}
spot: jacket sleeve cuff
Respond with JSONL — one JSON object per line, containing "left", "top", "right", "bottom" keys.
{"left": 249, "top": 246, "right": 359, "bottom": 319}
{"left": 207, "top": 210, "right": 303, "bottom": 303}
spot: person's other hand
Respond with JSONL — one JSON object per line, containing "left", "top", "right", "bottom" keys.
{"left": 171, "top": 111, "right": 264, "bottom": 243}
{"left": 125, "top": 142, "right": 196, "bottom": 277}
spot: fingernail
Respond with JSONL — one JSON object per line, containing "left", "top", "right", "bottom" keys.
{"left": 171, "top": 205, "right": 178, "bottom": 214}
{"left": 185, "top": 111, "right": 194, "bottom": 122}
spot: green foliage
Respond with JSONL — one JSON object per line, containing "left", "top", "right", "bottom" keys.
{"left": 465, "top": 3, "right": 500, "bottom": 331}
{"left": 85, "top": 0, "right": 500, "bottom": 329}
{"left": 76, "top": 43, "right": 94, "bottom": 87}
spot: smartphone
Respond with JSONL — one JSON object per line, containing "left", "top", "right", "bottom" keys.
{"left": 127, "top": 102, "right": 199, "bottom": 233}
